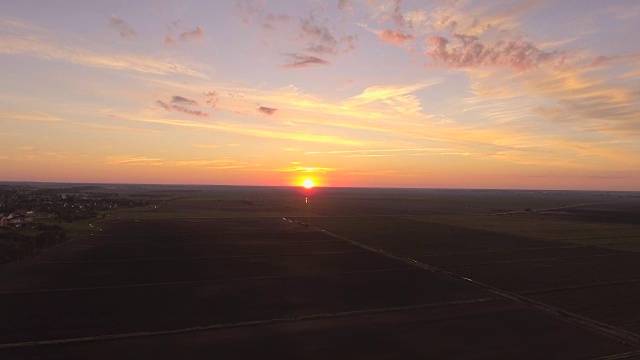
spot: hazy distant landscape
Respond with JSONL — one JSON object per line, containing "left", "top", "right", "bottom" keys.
{"left": 2, "top": 183, "right": 640, "bottom": 358}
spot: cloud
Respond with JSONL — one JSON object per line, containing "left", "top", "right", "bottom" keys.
{"left": 79, "top": 121, "right": 161, "bottom": 134}
{"left": 236, "top": 0, "right": 291, "bottom": 29}
{"left": 299, "top": 13, "right": 356, "bottom": 55}
{"left": 1, "top": 111, "right": 66, "bottom": 122}
{"left": 305, "top": 148, "right": 452, "bottom": 156}
{"left": 163, "top": 24, "right": 204, "bottom": 46}
{"left": 282, "top": 53, "right": 329, "bottom": 68}
{"left": 0, "top": 19, "right": 207, "bottom": 78}
{"left": 157, "top": 99, "right": 209, "bottom": 118}
{"left": 379, "top": 29, "right": 414, "bottom": 45}
{"left": 237, "top": 1, "right": 356, "bottom": 61}
{"left": 204, "top": 91, "right": 219, "bottom": 108}
{"left": 276, "top": 166, "right": 337, "bottom": 173}
{"left": 163, "top": 36, "right": 176, "bottom": 46}
{"left": 171, "top": 95, "right": 198, "bottom": 105}
{"left": 16, "top": 146, "right": 36, "bottom": 153}
{"left": 346, "top": 83, "right": 433, "bottom": 107}
{"left": 258, "top": 106, "right": 277, "bottom": 115}
{"left": 105, "top": 156, "right": 163, "bottom": 165}
{"left": 106, "top": 156, "right": 248, "bottom": 169}
{"left": 108, "top": 16, "right": 136, "bottom": 39}
{"left": 388, "top": 0, "right": 406, "bottom": 29}
{"left": 425, "top": 34, "right": 561, "bottom": 71}
{"left": 116, "top": 113, "right": 369, "bottom": 146}
{"left": 524, "top": 69, "right": 640, "bottom": 135}
{"left": 156, "top": 100, "right": 172, "bottom": 111}
{"left": 591, "top": 53, "right": 640, "bottom": 67}
{"left": 172, "top": 105, "right": 209, "bottom": 118}
{"left": 174, "top": 158, "right": 247, "bottom": 169}
{"left": 338, "top": 0, "right": 351, "bottom": 12}
{"left": 178, "top": 26, "right": 203, "bottom": 42}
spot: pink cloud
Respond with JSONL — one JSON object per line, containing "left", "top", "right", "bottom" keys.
{"left": 282, "top": 53, "right": 329, "bottom": 68}
{"left": 179, "top": 27, "right": 204, "bottom": 41}
{"left": 591, "top": 53, "right": 640, "bottom": 67}
{"left": 379, "top": 29, "right": 414, "bottom": 45}
{"left": 204, "top": 91, "right": 219, "bottom": 108}
{"left": 172, "top": 105, "right": 209, "bottom": 118}
{"left": 163, "top": 36, "right": 176, "bottom": 46}
{"left": 299, "top": 14, "right": 356, "bottom": 55}
{"left": 108, "top": 16, "right": 136, "bottom": 39}
{"left": 258, "top": 106, "right": 277, "bottom": 115}
{"left": 171, "top": 95, "right": 198, "bottom": 106}
{"left": 425, "top": 34, "right": 559, "bottom": 71}
{"left": 157, "top": 99, "right": 209, "bottom": 118}
{"left": 156, "top": 100, "right": 172, "bottom": 111}
{"left": 236, "top": 0, "right": 290, "bottom": 28}
{"left": 378, "top": 0, "right": 405, "bottom": 28}
{"left": 391, "top": 0, "right": 405, "bottom": 28}
{"left": 338, "top": 0, "right": 350, "bottom": 12}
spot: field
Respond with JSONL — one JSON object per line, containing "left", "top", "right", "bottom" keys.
{"left": 1, "top": 186, "right": 639, "bottom": 358}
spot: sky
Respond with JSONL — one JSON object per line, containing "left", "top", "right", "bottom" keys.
{"left": 1, "top": 0, "right": 640, "bottom": 190}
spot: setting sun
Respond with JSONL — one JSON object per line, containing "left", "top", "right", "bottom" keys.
{"left": 302, "top": 179, "right": 315, "bottom": 189}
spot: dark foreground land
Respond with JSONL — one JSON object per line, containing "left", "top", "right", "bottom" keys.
{"left": 1, "top": 185, "right": 640, "bottom": 359}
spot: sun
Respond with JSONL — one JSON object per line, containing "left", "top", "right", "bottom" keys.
{"left": 302, "top": 179, "right": 315, "bottom": 189}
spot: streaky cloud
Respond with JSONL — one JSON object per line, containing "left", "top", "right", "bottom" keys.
{"left": 172, "top": 105, "right": 209, "bottom": 118}
{"left": 171, "top": 95, "right": 199, "bottom": 106}
{"left": 282, "top": 53, "right": 329, "bottom": 68}
{"left": 0, "top": 19, "right": 207, "bottom": 78}
{"left": 258, "top": 106, "right": 277, "bottom": 115}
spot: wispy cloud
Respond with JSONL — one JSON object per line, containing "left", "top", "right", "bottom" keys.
{"left": 236, "top": 0, "right": 291, "bottom": 29}
{"left": 108, "top": 16, "right": 136, "bottom": 39}
{"left": 282, "top": 53, "right": 329, "bottom": 68}
{"left": 156, "top": 99, "right": 209, "bottom": 118}
{"left": 171, "top": 95, "right": 199, "bottom": 106}
{"left": 105, "top": 156, "right": 163, "bottom": 165}
{"left": 345, "top": 83, "right": 434, "bottom": 110}
{"left": 275, "top": 166, "right": 337, "bottom": 173}
{"left": 179, "top": 26, "right": 204, "bottom": 41}
{"left": 0, "top": 18, "right": 207, "bottom": 78}
{"left": 194, "top": 144, "right": 221, "bottom": 149}
{"left": 79, "top": 121, "right": 161, "bottom": 135}
{"left": 0, "top": 111, "right": 66, "bottom": 122}
{"left": 156, "top": 100, "right": 173, "bottom": 112}
{"left": 425, "top": 34, "right": 562, "bottom": 71}
{"left": 299, "top": 11, "right": 356, "bottom": 55}
{"left": 114, "top": 112, "right": 370, "bottom": 146}
{"left": 305, "top": 148, "right": 452, "bottom": 155}
{"left": 258, "top": 106, "right": 277, "bottom": 115}
{"left": 337, "top": 0, "right": 351, "bottom": 12}
{"left": 237, "top": 1, "right": 356, "bottom": 66}
{"left": 171, "top": 105, "right": 209, "bottom": 118}
{"left": 105, "top": 155, "right": 252, "bottom": 170}
{"left": 379, "top": 29, "right": 414, "bottom": 45}
{"left": 204, "top": 91, "right": 219, "bottom": 108}
{"left": 163, "top": 35, "right": 176, "bottom": 46}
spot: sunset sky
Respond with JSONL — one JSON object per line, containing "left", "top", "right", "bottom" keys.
{"left": 2, "top": 0, "right": 640, "bottom": 190}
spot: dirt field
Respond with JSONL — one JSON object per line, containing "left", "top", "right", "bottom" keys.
{"left": 1, "top": 187, "right": 639, "bottom": 358}
{"left": 308, "top": 198, "right": 640, "bottom": 347}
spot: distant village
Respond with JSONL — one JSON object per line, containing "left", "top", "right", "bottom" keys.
{"left": 0, "top": 186, "right": 149, "bottom": 228}
{"left": 0, "top": 184, "right": 155, "bottom": 262}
